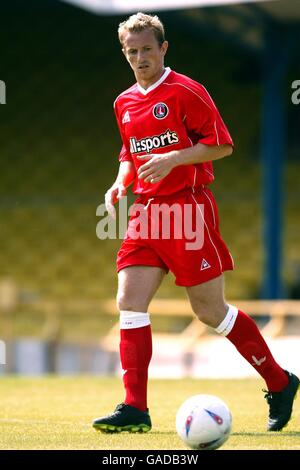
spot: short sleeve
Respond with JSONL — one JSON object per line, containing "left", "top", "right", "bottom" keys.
{"left": 114, "top": 99, "right": 133, "bottom": 163}
{"left": 184, "top": 83, "right": 233, "bottom": 147}
{"left": 118, "top": 143, "right": 133, "bottom": 163}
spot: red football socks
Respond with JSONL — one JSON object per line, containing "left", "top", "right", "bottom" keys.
{"left": 120, "top": 324, "right": 152, "bottom": 411}
{"left": 226, "top": 309, "right": 288, "bottom": 392}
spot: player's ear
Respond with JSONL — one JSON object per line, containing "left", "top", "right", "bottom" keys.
{"left": 161, "top": 40, "right": 168, "bottom": 56}
{"left": 122, "top": 48, "right": 129, "bottom": 62}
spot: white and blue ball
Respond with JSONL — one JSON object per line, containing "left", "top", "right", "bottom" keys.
{"left": 176, "top": 394, "right": 232, "bottom": 450}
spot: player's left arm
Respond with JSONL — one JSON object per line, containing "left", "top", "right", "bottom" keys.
{"left": 137, "top": 143, "right": 232, "bottom": 184}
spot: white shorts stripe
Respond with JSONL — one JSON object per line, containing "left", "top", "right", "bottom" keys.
{"left": 202, "top": 188, "right": 216, "bottom": 229}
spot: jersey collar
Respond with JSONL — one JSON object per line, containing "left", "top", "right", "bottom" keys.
{"left": 137, "top": 67, "right": 171, "bottom": 96}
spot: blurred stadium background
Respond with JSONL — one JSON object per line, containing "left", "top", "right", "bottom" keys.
{"left": 0, "top": 0, "right": 300, "bottom": 377}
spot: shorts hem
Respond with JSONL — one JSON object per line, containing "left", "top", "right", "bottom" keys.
{"left": 175, "top": 266, "right": 234, "bottom": 287}
{"left": 117, "top": 262, "right": 169, "bottom": 274}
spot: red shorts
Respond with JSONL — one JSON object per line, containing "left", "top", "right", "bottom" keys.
{"left": 117, "top": 187, "right": 234, "bottom": 286}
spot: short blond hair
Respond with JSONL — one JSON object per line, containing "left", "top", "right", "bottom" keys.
{"left": 118, "top": 12, "right": 165, "bottom": 47}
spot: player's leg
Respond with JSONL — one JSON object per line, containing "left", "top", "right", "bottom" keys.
{"left": 186, "top": 274, "right": 299, "bottom": 431}
{"left": 186, "top": 274, "right": 227, "bottom": 328}
{"left": 93, "top": 265, "right": 165, "bottom": 433}
{"left": 117, "top": 265, "right": 165, "bottom": 312}
{"left": 117, "top": 265, "right": 165, "bottom": 411}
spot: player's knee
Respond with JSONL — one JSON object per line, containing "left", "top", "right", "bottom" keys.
{"left": 192, "top": 302, "right": 227, "bottom": 328}
{"left": 116, "top": 292, "right": 145, "bottom": 312}
{"left": 194, "top": 308, "right": 214, "bottom": 326}
{"left": 116, "top": 293, "right": 130, "bottom": 311}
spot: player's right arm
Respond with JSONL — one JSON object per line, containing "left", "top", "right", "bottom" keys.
{"left": 105, "top": 161, "right": 135, "bottom": 219}
{"left": 107, "top": 94, "right": 136, "bottom": 217}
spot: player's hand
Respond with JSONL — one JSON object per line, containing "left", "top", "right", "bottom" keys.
{"left": 137, "top": 152, "right": 176, "bottom": 184}
{"left": 104, "top": 184, "right": 126, "bottom": 219}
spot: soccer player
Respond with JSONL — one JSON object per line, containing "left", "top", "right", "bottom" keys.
{"left": 93, "top": 12, "right": 299, "bottom": 433}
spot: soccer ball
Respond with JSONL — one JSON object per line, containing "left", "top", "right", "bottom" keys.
{"left": 176, "top": 394, "right": 232, "bottom": 450}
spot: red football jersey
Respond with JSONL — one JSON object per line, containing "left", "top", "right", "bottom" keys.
{"left": 114, "top": 67, "right": 233, "bottom": 196}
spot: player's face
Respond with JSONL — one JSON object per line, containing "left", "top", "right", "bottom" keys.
{"left": 122, "top": 29, "right": 168, "bottom": 89}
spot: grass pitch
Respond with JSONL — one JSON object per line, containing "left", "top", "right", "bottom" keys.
{"left": 0, "top": 376, "right": 299, "bottom": 450}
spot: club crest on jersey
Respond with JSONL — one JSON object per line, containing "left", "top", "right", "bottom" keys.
{"left": 153, "top": 102, "right": 169, "bottom": 119}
